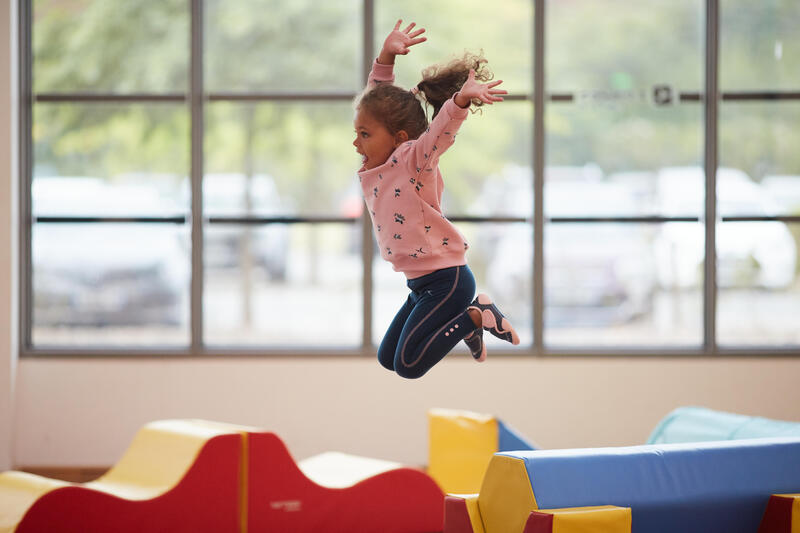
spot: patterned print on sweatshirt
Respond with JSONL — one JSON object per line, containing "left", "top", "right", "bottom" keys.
{"left": 356, "top": 59, "right": 471, "bottom": 278}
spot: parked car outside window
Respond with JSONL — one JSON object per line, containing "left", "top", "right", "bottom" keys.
{"left": 32, "top": 177, "right": 188, "bottom": 327}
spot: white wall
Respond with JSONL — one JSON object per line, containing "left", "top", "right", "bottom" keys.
{"left": 14, "top": 356, "right": 800, "bottom": 467}
{"left": 3, "top": 4, "right": 800, "bottom": 471}
{"left": 1, "top": 0, "right": 19, "bottom": 472}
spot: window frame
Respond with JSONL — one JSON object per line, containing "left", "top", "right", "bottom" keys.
{"left": 19, "top": 0, "right": 800, "bottom": 358}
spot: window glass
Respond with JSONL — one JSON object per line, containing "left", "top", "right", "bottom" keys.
{"left": 717, "top": 101, "right": 800, "bottom": 346}
{"left": 27, "top": 0, "right": 800, "bottom": 354}
{"left": 31, "top": 103, "right": 189, "bottom": 348}
{"left": 441, "top": 103, "right": 532, "bottom": 216}
{"left": 205, "top": 0, "right": 361, "bottom": 92}
{"left": 205, "top": 102, "right": 357, "bottom": 218}
{"left": 716, "top": 222, "right": 800, "bottom": 346}
{"left": 546, "top": 105, "right": 704, "bottom": 217}
{"left": 375, "top": 0, "right": 532, "bottom": 94}
{"left": 544, "top": 221, "right": 703, "bottom": 347}
{"left": 720, "top": 0, "right": 800, "bottom": 91}
{"left": 544, "top": 0, "right": 705, "bottom": 347}
{"left": 204, "top": 223, "right": 362, "bottom": 346}
{"left": 33, "top": 0, "right": 188, "bottom": 93}
{"left": 32, "top": 222, "right": 190, "bottom": 347}
{"left": 33, "top": 103, "right": 189, "bottom": 195}
{"left": 719, "top": 103, "right": 800, "bottom": 217}
{"left": 547, "top": 0, "right": 703, "bottom": 93}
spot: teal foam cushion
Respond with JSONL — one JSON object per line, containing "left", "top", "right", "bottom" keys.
{"left": 647, "top": 406, "right": 800, "bottom": 445}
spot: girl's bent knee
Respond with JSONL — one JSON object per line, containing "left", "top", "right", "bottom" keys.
{"left": 377, "top": 350, "right": 395, "bottom": 372}
{"left": 395, "top": 364, "right": 428, "bottom": 380}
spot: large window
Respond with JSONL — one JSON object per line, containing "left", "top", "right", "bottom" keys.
{"left": 22, "top": 0, "right": 800, "bottom": 356}
{"left": 716, "top": 0, "right": 800, "bottom": 346}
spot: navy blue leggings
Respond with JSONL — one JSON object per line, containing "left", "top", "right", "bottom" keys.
{"left": 378, "top": 265, "right": 477, "bottom": 379}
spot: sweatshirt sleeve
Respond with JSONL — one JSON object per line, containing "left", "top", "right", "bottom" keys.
{"left": 408, "top": 96, "right": 470, "bottom": 180}
{"left": 367, "top": 59, "right": 395, "bottom": 89}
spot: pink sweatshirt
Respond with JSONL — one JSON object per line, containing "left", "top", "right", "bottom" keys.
{"left": 358, "top": 60, "right": 470, "bottom": 279}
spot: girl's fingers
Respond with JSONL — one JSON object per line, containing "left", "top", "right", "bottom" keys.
{"left": 489, "top": 89, "right": 509, "bottom": 95}
{"left": 394, "top": 19, "right": 402, "bottom": 31}
{"left": 408, "top": 37, "right": 427, "bottom": 46}
{"left": 403, "top": 22, "right": 416, "bottom": 33}
{"left": 487, "top": 80, "right": 504, "bottom": 88}
{"left": 482, "top": 89, "right": 505, "bottom": 103}
{"left": 408, "top": 28, "right": 426, "bottom": 39}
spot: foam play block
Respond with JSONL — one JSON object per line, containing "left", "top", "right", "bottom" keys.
{"left": 522, "top": 506, "right": 631, "bottom": 533}
{"left": 648, "top": 406, "right": 800, "bottom": 444}
{"left": 444, "top": 494, "right": 485, "bottom": 533}
{"left": 429, "top": 408, "right": 535, "bottom": 494}
{"left": 758, "top": 494, "right": 800, "bottom": 533}
{"left": 482, "top": 438, "right": 800, "bottom": 533}
{"left": 246, "top": 431, "right": 445, "bottom": 532}
{"left": 444, "top": 494, "right": 630, "bottom": 533}
{"left": 1, "top": 420, "right": 447, "bottom": 533}
{"left": 0, "top": 419, "right": 248, "bottom": 533}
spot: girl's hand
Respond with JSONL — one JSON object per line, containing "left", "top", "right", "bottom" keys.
{"left": 454, "top": 69, "right": 507, "bottom": 108}
{"left": 378, "top": 20, "right": 426, "bottom": 65}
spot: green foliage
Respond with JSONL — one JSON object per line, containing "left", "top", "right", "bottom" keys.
{"left": 205, "top": 0, "right": 361, "bottom": 91}
{"left": 31, "top": 0, "right": 800, "bottom": 209}
{"left": 34, "top": 0, "right": 188, "bottom": 92}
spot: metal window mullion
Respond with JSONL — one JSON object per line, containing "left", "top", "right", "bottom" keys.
{"left": 533, "top": 0, "right": 545, "bottom": 355}
{"left": 35, "top": 94, "right": 185, "bottom": 103}
{"left": 704, "top": 0, "right": 719, "bottom": 354}
{"left": 190, "top": 0, "right": 204, "bottom": 353}
{"left": 18, "top": 0, "right": 32, "bottom": 352}
{"left": 208, "top": 92, "right": 356, "bottom": 102}
{"left": 361, "top": 0, "right": 374, "bottom": 353}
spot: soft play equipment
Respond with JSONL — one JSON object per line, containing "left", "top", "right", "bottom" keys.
{"left": 444, "top": 437, "right": 800, "bottom": 533}
{"left": 430, "top": 406, "right": 800, "bottom": 497}
{"left": 0, "top": 419, "right": 245, "bottom": 533}
{"left": 647, "top": 406, "right": 800, "bottom": 444}
{"left": 247, "top": 431, "right": 444, "bottom": 532}
{"left": 0, "top": 419, "right": 445, "bottom": 533}
{"left": 758, "top": 493, "right": 800, "bottom": 532}
{"left": 428, "top": 408, "right": 536, "bottom": 494}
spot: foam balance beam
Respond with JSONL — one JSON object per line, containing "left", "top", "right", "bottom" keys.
{"left": 429, "top": 408, "right": 535, "bottom": 494}
{"left": 446, "top": 437, "right": 800, "bottom": 533}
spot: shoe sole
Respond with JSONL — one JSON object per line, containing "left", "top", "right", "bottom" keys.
{"left": 476, "top": 344, "right": 487, "bottom": 362}
{"left": 476, "top": 294, "right": 520, "bottom": 345}
{"left": 473, "top": 337, "right": 487, "bottom": 362}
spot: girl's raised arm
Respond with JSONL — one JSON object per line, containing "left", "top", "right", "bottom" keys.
{"left": 377, "top": 19, "right": 427, "bottom": 65}
{"left": 409, "top": 70, "right": 506, "bottom": 179}
{"left": 454, "top": 69, "right": 507, "bottom": 108}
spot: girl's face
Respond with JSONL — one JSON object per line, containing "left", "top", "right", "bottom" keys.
{"left": 353, "top": 107, "right": 398, "bottom": 170}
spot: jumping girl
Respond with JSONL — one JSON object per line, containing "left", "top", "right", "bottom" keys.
{"left": 354, "top": 20, "right": 519, "bottom": 379}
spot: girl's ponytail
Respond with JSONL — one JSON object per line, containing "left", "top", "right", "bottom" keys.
{"left": 416, "top": 51, "right": 492, "bottom": 118}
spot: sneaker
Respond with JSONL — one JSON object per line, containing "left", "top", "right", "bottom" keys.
{"left": 463, "top": 328, "right": 487, "bottom": 362}
{"left": 468, "top": 293, "right": 520, "bottom": 345}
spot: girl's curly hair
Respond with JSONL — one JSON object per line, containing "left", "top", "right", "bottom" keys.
{"left": 356, "top": 51, "right": 493, "bottom": 141}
